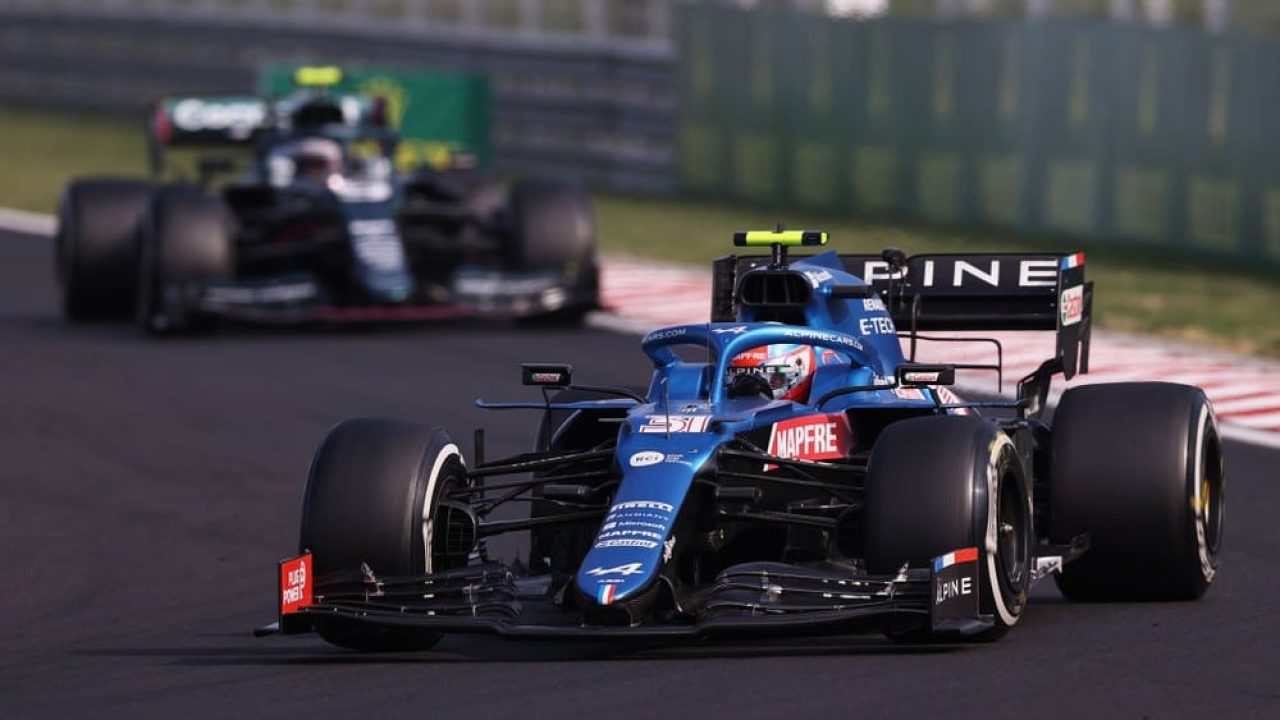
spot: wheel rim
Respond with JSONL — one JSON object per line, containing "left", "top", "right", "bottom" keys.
{"left": 1199, "top": 426, "right": 1225, "bottom": 559}
{"left": 996, "top": 468, "right": 1029, "bottom": 590}
{"left": 422, "top": 453, "right": 469, "bottom": 573}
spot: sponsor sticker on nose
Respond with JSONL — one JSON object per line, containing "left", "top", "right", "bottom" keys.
{"left": 629, "top": 451, "right": 664, "bottom": 467}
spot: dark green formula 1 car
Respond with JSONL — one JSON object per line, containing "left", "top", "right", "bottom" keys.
{"left": 56, "top": 69, "right": 599, "bottom": 334}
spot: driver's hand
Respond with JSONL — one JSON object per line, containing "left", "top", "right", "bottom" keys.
{"left": 726, "top": 372, "right": 773, "bottom": 400}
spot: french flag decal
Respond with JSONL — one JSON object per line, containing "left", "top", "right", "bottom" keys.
{"left": 597, "top": 584, "right": 618, "bottom": 605}
{"left": 933, "top": 547, "right": 979, "bottom": 572}
{"left": 1060, "top": 252, "right": 1085, "bottom": 269}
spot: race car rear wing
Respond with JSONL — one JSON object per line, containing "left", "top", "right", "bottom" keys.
{"left": 151, "top": 96, "right": 269, "bottom": 148}
{"left": 147, "top": 95, "right": 269, "bottom": 179}
{"left": 146, "top": 88, "right": 381, "bottom": 178}
{"left": 711, "top": 251, "right": 1093, "bottom": 382}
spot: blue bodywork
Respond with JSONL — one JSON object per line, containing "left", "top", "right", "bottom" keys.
{"left": 269, "top": 245, "right": 1100, "bottom": 643}
{"left": 562, "top": 252, "right": 941, "bottom": 607}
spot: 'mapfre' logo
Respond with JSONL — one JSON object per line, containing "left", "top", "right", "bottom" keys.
{"left": 765, "top": 414, "right": 852, "bottom": 469}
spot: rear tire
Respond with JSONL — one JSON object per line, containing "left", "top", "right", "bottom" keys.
{"left": 300, "top": 418, "right": 470, "bottom": 651}
{"left": 55, "top": 178, "right": 151, "bottom": 321}
{"left": 506, "top": 180, "right": 599, "bottom": 324}
{"left": 136, "top": 187, "right": 234, "bottom": 335}
{"left": 864, "top": 416, "right": 1032, "bottom": 641}
{"left": 1050, "top": 382, "right": 1225, "bottom": 601}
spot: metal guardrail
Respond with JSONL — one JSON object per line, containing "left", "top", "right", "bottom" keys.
{"left": 0, "top": 2, "right": 677, "bottom": 192}
{"left": 0, "top": 0, "right": 674, "bottom": 43}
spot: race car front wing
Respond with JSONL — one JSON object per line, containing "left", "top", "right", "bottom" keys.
{"left": 174, "top": 265, "right": 594, "bottom": 325}
{"left": 256, "top": 547, "right": 995, "bottom": 642}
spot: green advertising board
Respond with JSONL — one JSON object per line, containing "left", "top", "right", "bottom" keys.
{"left": 259, "top": 63, "right": 491, "bottom": 171}
{"left": 677, "top": 6, "right": 1280, "bottom": 265}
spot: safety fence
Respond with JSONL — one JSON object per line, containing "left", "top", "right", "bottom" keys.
{"left": 0, "top": 2, "right": 676, "bottom": 192}
{"left": 678, "top": 4, "right": 1280, "bottom": 263}
{"left": 4, "top": 1, "right": 1280, "bottom": 260}
{"left": 1, "top": 0, "right": 675, "bottom": 40}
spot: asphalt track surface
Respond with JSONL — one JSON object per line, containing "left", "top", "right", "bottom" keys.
{"left": 3, "top": 229, "right": 1279, "bottom": 719}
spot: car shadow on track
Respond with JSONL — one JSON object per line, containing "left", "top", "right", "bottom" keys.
{"left": 75, "top": 634, "right": 968, "bottom": 668}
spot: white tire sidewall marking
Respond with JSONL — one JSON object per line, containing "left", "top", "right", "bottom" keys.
{"left": 422, "top": 442, "right": 463, "bottom": 574}
{"left": 985, "top": 432, "right": 1021, "bottom": 627}
{"left": 1193, "top": 405, "right": 1216, "bottom": 584}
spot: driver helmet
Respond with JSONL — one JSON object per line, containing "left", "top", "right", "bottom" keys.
{"left": 289, "top": 137, "right": 343, "bottom": 182}
{"left": 727, "top": 344, "right": 816, "bottom": 402}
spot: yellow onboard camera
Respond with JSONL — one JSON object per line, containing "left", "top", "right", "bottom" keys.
{"left": 733, "top": 230, "right": 828, "bottom": 247}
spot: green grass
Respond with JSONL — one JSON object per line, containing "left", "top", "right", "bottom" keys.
{"left": 4, "top": 105, "right": 1280, "bottom": 358}
{"left": 0, "top": 109, "right": 147, "bottom": 211}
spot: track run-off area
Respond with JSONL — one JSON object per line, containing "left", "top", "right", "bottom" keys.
{"left": 2, "top": 223, "right": 1279, "bottom": 718}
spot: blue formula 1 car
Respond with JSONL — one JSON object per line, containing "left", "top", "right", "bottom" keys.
{"left": 260, "top": 231, "right": 1225, "bottom": 648}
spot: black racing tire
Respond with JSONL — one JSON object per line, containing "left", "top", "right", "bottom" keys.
{"left": 136, "top": 187, "right": 234, "bottom": 335}
{"left": 1050, "top": 382, "right": 1225, "bottom": 602}
{"left": 864, "top": 416, "right": 1033, "bottom": 641}
{"left": 460, "top": 175, "right": 505, "bottom": 219}
{"left": 506, "top": 179, "right": 599, "bottom": 324}
{"left": 300, "top": 418, "right": 470, "bottom": 651}
{"left": 403, "top": 168, "right": 504, "bottom": 217}
{"left": 55, "top": 178, "right": 152, "bottom": 321}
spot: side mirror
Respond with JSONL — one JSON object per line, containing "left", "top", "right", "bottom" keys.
{"left": 522, "top": 363, "right": 572, "bottom": 387}
{"left": 896, "top": 364, "right": 956, "bottom": 387}
{"left": 881, "top": 246, "right": 907, "bottom": 275}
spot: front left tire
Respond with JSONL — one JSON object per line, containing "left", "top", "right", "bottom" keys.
{"left": 505, "top": 179, "right": 599, "bottom": 324}
{"left": 299, "top": 418, "right": 469, "bottom": 651}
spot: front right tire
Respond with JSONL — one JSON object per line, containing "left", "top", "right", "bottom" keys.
{"left": 55, "top": 178, "right": 152, "bottom": 321}
{"left": 863, "top": 416, "right": 1033, "bottom": 641}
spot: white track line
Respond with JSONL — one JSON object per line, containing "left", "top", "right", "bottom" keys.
{"left": 0, "top": 208, "right": 56, "bottom": 236}
{"left": 8, "top": 209, "right": 1280, "bottom": 450}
